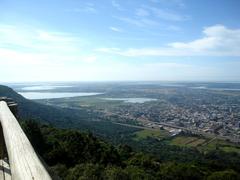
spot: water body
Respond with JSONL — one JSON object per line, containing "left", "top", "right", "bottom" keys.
{"left": 159, "top": 84, "right": 186, "bottom": 87}
{"left": 190, "top": 86, "right": 207, "bottom": 89}
{"left": 102, "top": 98, "right": 158, "bottom": 103}
{"left": 190, "top": 87, "right": 240, "bottom": 91}
{"left": 19, "top": 92, "right": 102, "bottom": 100}
{"left": 209, "top": 88, "right": 240, "bottom": 91}
{"left": 21, "top": 85, "right": 72, "bottom": 91}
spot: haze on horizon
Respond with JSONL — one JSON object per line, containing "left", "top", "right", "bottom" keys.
{"left": 0, "top": 0, "right": 240, "bottom": 82}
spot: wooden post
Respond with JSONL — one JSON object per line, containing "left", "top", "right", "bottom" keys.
{"left": 0, "top": 123, "right": 6, "bottom": 159}
{"left": 0, "top": 101, "right": 52, "bottom": 180}
{"left": 0, "top": 97, "right": 18, "bottom": 118}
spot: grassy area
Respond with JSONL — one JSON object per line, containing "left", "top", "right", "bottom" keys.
{"left": 199, "top": 138, "right": 240, "bottom": 153}
{"left": 169, "top": 136, "right": 206, "bottom": 147}
{"left": 222, "top": 146, "right": 240, "bottom": 153}
{"left": 74, "top": 97, "right": 123, "bottom": 108}
{"left": 133, "top": 129, "right": 170, "bottom": 141}
{"left": 132, "top": 129, "right": 240, "bottom": 154}
{"left": 39, "top": 96, "right": 125, "bottom": 110}
{"left": 168, "top": 135, "right": 240, "bottom": 154}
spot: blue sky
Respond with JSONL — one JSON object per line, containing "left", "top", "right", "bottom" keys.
{"left": 0, "top": 0, "right": 240, "bottom": 82}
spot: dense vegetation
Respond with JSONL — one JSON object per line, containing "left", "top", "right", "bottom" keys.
{"left": 21, "top": 120, "right": 240, "bottom": 180}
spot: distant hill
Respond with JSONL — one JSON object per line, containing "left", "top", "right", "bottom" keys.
{"left": 0, "top": 85, "right": 86, "bottom": 126}
{"left": 0, "top": 85, "right": 139, "bottom": 141}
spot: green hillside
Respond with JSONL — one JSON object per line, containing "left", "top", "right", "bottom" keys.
{"left": 21, "top": 120, "right": 240, "bottom": 180}
{"left": 0, "top": 85, "right": 139, "bottom": 142}
{"left": 0, "top": 85, "right": 94, "bottom": 125}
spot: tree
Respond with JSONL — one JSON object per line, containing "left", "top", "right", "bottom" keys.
{"left": 207, "top": 170, "right": 240, "bottom": 180}
{"left": 21, "top": 120, "right": 46, "bottom": 154}
{"left": 104, "top": 166, "right": 129, "bottom": 180}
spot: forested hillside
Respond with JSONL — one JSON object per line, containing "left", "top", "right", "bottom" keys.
{"left": 0, "top": 85, "right": 96, "bottom": 125}
{"left": 22, "top": 120, "right": 240, "bottom": 180}
{"left": 0, "top": 85, "right": 140, "bottom": 142}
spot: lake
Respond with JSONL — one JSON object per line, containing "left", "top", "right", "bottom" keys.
{"left": 102, "top": 98, "right": 158, "bottom": 103}
{"left": 18, "top": 92, "right": 103, "bottom": 100}
{"left": 190, "top": 87, "right": 240, "bottom": 91}
{"left": 21, "top": 85, "right": 73, "bottom": 91}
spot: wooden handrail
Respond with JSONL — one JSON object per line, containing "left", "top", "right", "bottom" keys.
{"left": 0, "top": 101, "right": 52, "bottom": 180}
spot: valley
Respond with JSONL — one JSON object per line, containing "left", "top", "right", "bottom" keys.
{"left": 6, "top": 82, "right": 240, "bottom": 154}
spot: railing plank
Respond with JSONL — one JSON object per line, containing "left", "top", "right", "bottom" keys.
{"left": 1, "top": 159, "right": 11, "bottom": 180}
{"left": 0, "top": 160, "right": 4, "bottom": 180}
{"left": 0, "top": 101, "right": 51, "bottom": 180}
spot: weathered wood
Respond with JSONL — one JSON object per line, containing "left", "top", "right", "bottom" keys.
{"left": 0, "top": 159, "right": 11, "bottom": 180}
{"left": 0, "top": 101, "right": 52, "bottom": 180}
{"left": 0, "top": 97, "right": 18, "bottom": 117}
{"left": 0, "top": 160, "right": 4, "bottom": 180}
{"left": 0, "top": 124, "right": 5, "bottom": 159}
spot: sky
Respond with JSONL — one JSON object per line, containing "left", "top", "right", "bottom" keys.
{"left": 0, "top": 0, "right": 240, "bottom": 82}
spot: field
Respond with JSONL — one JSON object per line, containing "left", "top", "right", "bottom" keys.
{"left": 37, "top": 96, "right": 125, "bottom": 110}
{"left": 133, "top": 129, "right": 170, "bottom": 141}
{"left": 199, "top": 138, "right": 240, "bottom": 153}
{"left": 132, "top": 128, "right": 240, "bottom": 154}
{"left": 167, "top": 135, "right": 240, "bottom": 154}
{"left": 169, "top": 136, "right": 207, "bottom": 147}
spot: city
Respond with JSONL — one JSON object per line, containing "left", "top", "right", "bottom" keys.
{"left": 35, "top": 83, "right": 240, "bottom": 143}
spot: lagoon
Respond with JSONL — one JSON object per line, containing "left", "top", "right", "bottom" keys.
{"left": 18, "top": 92, "right": 102, "bottom": 100}
{"left": 21, "top": 85, "right": 72, "bottom": 91}
{"left": 102, "top": 98, "right": 157, "bottom": 103}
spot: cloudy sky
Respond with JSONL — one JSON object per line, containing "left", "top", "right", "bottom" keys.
{"left": 0, "top": 0, "right": 240, "bottom": 82}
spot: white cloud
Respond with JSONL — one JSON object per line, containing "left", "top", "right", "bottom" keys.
{"left": 97, "top": 25, "right": 240, "bottom": 56}
{"left": 147, "top": 7, "right": 189, "bottom": 21}
{"left": 0, "top": 23, "right": 99, "bottom": 75}
{"left": 111, "top": 0, "right": 123, "bottom": 11}
{"left": 109, "top": 26, "right": 123, "bottom": 32}
{"left": 66, "top": 3, "right": 97, "bottom": 14}
{"left": 96, "top": 47, "right": 121, "bottom": 53}
{"left": 116, "top": 6, "right": 187, "bottom": 28}
{"left": 116, "top": 17, "right": 159, "bottom": 27}
{"left": 82, "top": 55, "right": 97, "bottom": 63}
{"left": 169, "top": 25, "right": 240, "bottom": 54}
{"left": 0, "top": 48, "right": 51, "bottom": 66}
{"left": 150, "top": 0, "right": 186, "bottom": 9}
{"left": 0, "top": 24, "right": 85, "bottom": 54}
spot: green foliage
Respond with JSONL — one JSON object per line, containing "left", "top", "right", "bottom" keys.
{"left": 127, "top": 153, "right": 160, "bottom": 172}
{"left": 124, "top": 166, "right": 155, "bottom": 180}
{"left": 21, "top": 120, "right": 240, "bottom": 180}
{"left": 117, "top": 144, "right": 133, "bottom": 161}
{"left": 104, "top": 166, "right": 129, "bottom": 180}
{"left": 158, "top": 163, "right": 204, "bottom": 180}
{"left": 50, "top": 164, "right": 68, "bottom": 178}
{"left": 207, "top": 170, "right": 240, "bottom": 180}
{"left": 21, "top": 119, "right": 46, "bottom": 154}
{"left": 66, "top": 163, "right": 104, "bottom": 180}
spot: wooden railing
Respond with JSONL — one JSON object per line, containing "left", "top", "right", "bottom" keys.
{"left": 0, "top": 101, "right": 52, "bottom": 180}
